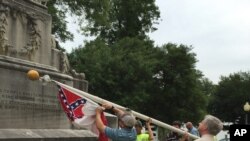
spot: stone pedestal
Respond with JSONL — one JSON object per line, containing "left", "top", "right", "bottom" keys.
{"left": 0, "top": 0, "right": 118, "bottom": 140}
{"left": 0, "top": 55, "right": 73, "bottom": 129}
{"left": 0, "top": 0, "right": 90, "bottom": 128}
{"left": 0, "top": 129, "right": 98, "bottom": 141}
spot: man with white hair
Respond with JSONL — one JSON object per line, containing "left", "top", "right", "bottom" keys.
{"left": 95, "top": 102, "right": 137, "bottom": 141}
{"left": 195, "top": 115, "right": 223, "bottom": 141}
{"left": 186, "top": 122, "right": 199, "bottom": 137}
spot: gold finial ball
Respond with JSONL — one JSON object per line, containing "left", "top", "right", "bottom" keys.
{"left": 27, "top": 70, "right": 40, "bottom": 80}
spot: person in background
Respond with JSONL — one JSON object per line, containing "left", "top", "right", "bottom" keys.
{"left": 186, "top": 122, "right": 199, "bottom": 137}
{"left": 135, "top": 118, "right": 154, "bottom": 141}
{"left": 195, "top": 115, "right": 223, "bottom": 141}
{"left": 165, "top": 121, "right": 189, "bottom": 141}
{"left": 95, "top": 102, "right": 137, "bottom": 141}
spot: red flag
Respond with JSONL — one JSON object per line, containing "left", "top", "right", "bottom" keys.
{"left": 57, "top": 84, "right": 108, "bottom": 141}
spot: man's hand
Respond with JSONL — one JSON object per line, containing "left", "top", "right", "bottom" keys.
{"left": 146, "top": 118, "right": 152, "bottom": 125}
{"left": 96, "top": 106, "right": 105, "bottom": 114}
{"left": 102, "top": 102, "right": 113, "bottom": 110}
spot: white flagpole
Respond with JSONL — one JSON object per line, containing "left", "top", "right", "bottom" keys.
{"left": 52, "top": 80, "right": 199, "bottom": 140}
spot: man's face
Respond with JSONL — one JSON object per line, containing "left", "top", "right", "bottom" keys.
{"left": 198, "top": 121, "right": 207, "bottom": 133}
{"left": 186, "top": 124, "right": 191, "bottom": 130}
{"left": 135, "top": 125, "right": 142, "bottom": 133}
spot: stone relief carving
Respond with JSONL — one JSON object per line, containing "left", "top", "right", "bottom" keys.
{"left": 20, "top": 19, "right": 41, "bottom": 60}
{"left": 60, "top": 52, "right": 70, "bottom": 74}
{"left": 51, "top": 35, "right": 56, "bottom": 49}
{"left": 0, "top": 4, "right": 10, "bottom": 55}
{"left": 52, "top": 36, "right": 85, "bottom": 78}
{"left": 29, "top": 20, "right": 41, "bottom": 50}
{"left": 0, "top": 2, "right": 45, "bottom": 60}
{"left": 70, "top": 69, "right": 86, "bottom": 80}
{"left": 29, "top": 0, "right": 49, "bottom": 6}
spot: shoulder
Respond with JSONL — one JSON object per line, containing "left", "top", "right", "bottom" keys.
{"left": 104, "top": 127, "right": 119, "bottom": 138}
{"left": 105, "top": 127, "right": 136, "bottom": 140}
{"left": 137, "top": 133, "right": 149, "bottom": 138}
{"left": 193, "top": 127, "right": 198, "bottom": 131}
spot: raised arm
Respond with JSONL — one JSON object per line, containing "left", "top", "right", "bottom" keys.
{"left": 95, "top": 106, "right": 106, "bottom": 133}
{"left": 102, "top": 102, "right": 125, "bottom": 117}
{"left": 146, "top": 118, "right": 154, "bottom": 141}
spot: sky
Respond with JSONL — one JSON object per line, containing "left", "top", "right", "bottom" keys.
{"left": 61, "top": 0, "right": 250, "bottom": 84}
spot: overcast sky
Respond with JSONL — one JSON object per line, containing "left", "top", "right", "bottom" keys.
{"left": 61, "top": 0, "right": 250, "bottom": 84}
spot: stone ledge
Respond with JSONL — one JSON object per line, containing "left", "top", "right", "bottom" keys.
{"left": 0, "top": 55, "right": 58, "bottom": 72}
{"left": 0, "top": 129, "right": 98, "bottom": 141}
{"left": 0, "top": 55, "right": 74, "bottom": 80}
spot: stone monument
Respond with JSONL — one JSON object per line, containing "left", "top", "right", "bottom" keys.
{"left": 0, "top": 0, "right": 113, "bottom": 140}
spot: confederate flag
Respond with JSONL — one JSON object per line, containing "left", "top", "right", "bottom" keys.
{"left": 57, "top": 84, "right": 108, "bottom": 141}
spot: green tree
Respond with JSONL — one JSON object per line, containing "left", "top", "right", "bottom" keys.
{"left": 199, "top": 78, "right": 217, "bottom": 113}
{"left": 47, "top": 0, "right": 73, "bottom": 42}
{"left": 209, "top": 71, "right": 250, "bottom": 123}
{"left": 69, "top": 42, "right": 207, "bottom": 123}
{"left": 199, "top": 77, "right": 216, "bottom": 97}
{"left": 47, "top": 0, "right": 160, "bottom": 44}
{"left": 47, "top": 0, "right": 110, "bottom": 42}
{"left": 69, "top": 38, "right": 159, "bottom": 111}
{"left": 91, "top": 0, "right": 160, "bottom": 44}
{"left": 147, "top": 43, "right": 207, "bottom": 123}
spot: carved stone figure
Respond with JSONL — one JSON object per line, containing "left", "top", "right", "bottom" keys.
{"left": 0, "top": 4, "right": 9, "bottom": 55}
{"left": 70, "top": 69, "right": 86, "bottom": 80}
{"left": 51, "top": 35, "right": 56, "bottom": 49}
{"left": 60, "top": 52, "right": 70, "bottom": 74}
{"left": 21, "top": 19, "right": 41, "bottom": 60}
{"left": 30, "top": 0, "right": 49, "bottom": 6}
{"left": 29, "top": 20, "right": 41, "bottom": 50}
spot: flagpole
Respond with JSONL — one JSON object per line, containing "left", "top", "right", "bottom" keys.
{"left": 52, "top": 80, "right": 199, "bottom": 140}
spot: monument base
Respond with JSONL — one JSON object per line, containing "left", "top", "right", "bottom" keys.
{"left": 0, "top": 129, "right": 97, "bottom": 141}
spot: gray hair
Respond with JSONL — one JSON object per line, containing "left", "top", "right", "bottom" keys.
{"left": 202, "top": 115, "right": 223, "bottom": 135}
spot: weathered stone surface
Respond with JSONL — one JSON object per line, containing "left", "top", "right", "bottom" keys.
{"left": 0, "top": 0, "right": 52, "bottom": 64}
{"left": 105, "top": 113, "right": 118, "bottom": 129}
{"left": 0, "top": 0, "right": 86, "bottom": 78}
{"left": 0, "top": 129, "right": 98, "bottom": 141}
{"left": 0, "top": 0, "right": 89, "bottom": 130}
{"left": 0, "top": 1, "right": 118, "bottom": 140}
{"left": 0, "top": 61, "right": 70, "bottom": 129}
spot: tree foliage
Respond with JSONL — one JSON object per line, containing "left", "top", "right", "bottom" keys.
{"left": 89, "top": 0, "right": 160, "bottom": 44}
{"left": 69, "top": 38, "right": 159, "bottom": 109}
{"left": 69, "top": 41, "right": 207, "bottom": 123}
{"left": 47, "top": 0, "right": 160, "bottom": 44}
{"left": 47, "top": 0, "right": 73, "bottom": 42}
{"left": 199, "top": 77, "right": 216, "bottom": 97}
{"left": 208, "top": 72, "right": 250, "bottom": 123}
{"left": 146, "top": 43, "right": 207, "bottom": 123}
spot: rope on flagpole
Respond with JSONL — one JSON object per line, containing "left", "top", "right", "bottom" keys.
{"left": 49, "top": 79, "right": 199, "bottom": 140}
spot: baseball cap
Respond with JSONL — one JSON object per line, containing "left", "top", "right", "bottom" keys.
{"left": 135, "top": 120, "right": 143, "bottom": 127}
{"left": 119, "top": 114, "right": 136, "bottom": 128}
